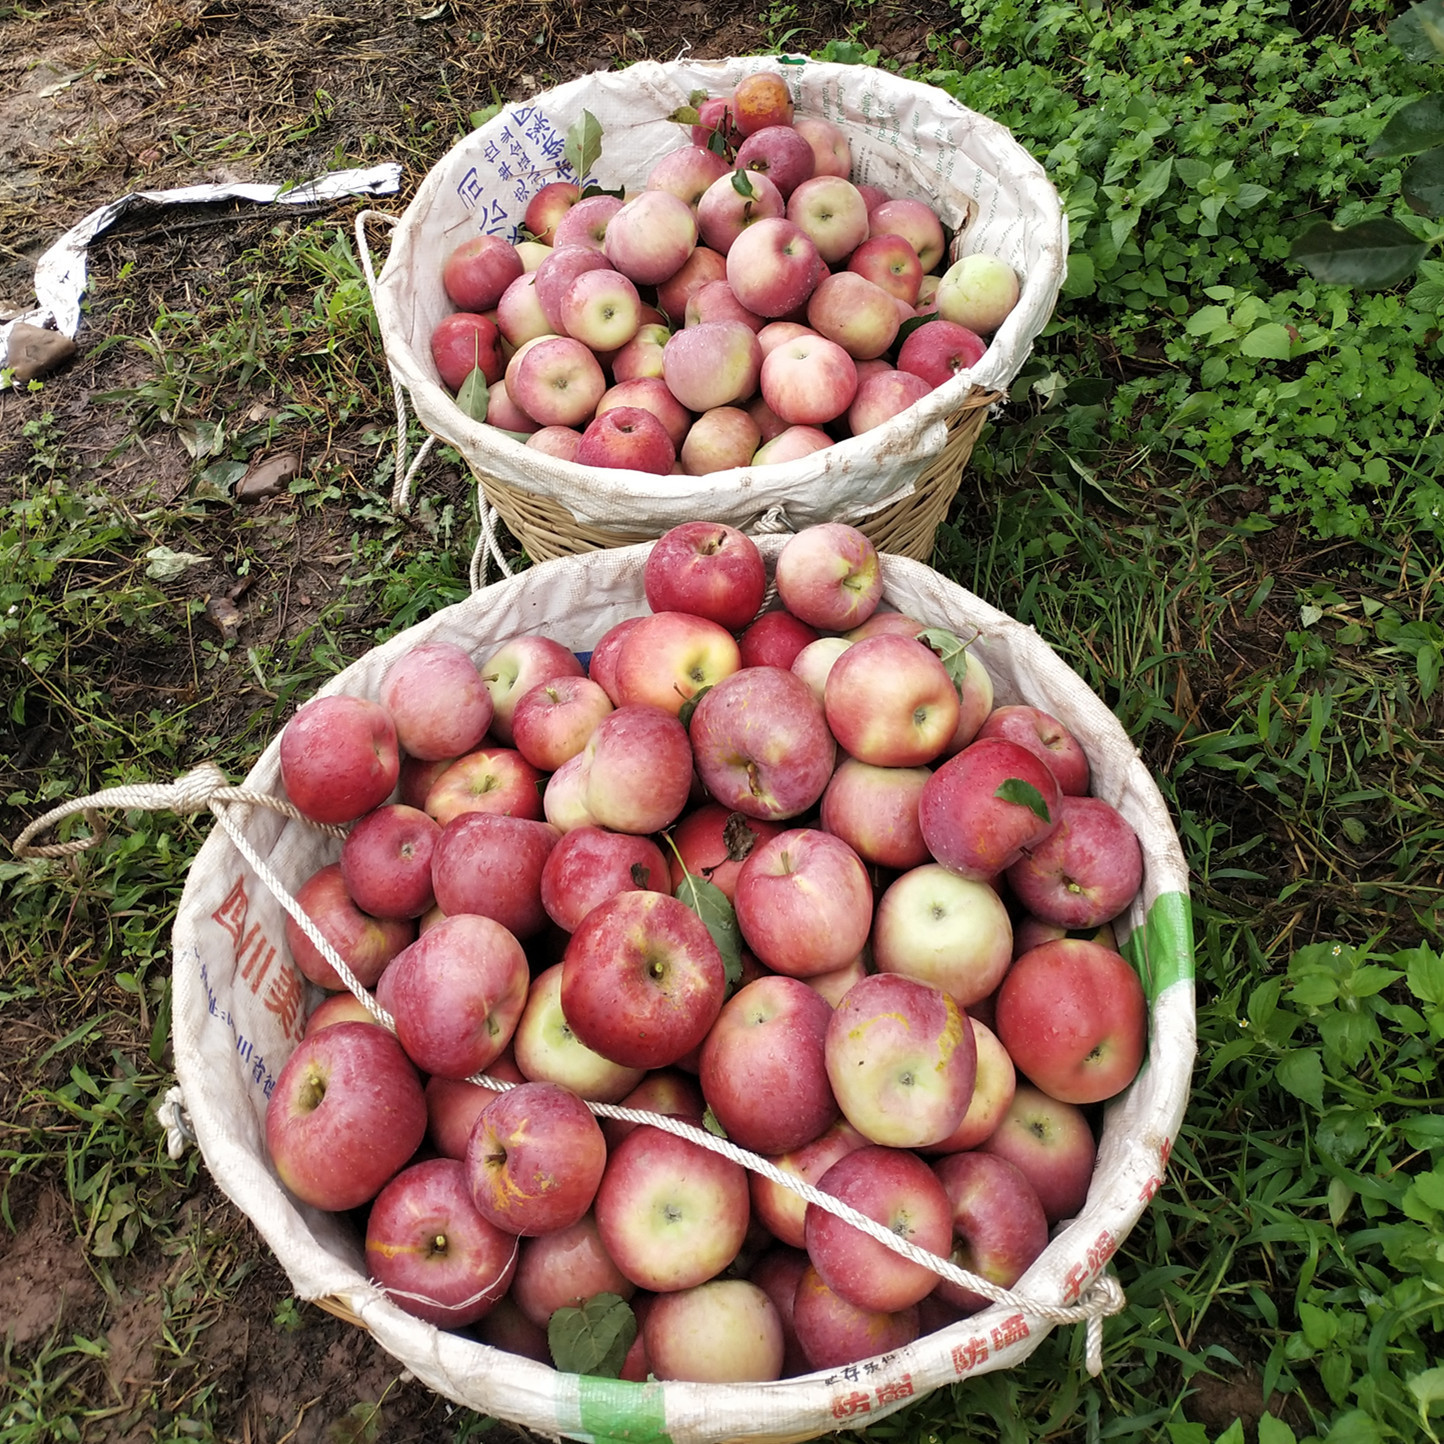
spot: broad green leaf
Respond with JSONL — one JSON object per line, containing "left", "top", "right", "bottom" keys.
{"left": 731, "top": 169, "right": 757, "bottom": 198}
{"left": 1133, "top": 157, "right": 1173, "bottom": 205}
{"left": 677, "top": 682, "right": 711, "bottom": 728}
{"left": 1322, "top": 1408, "right": 1383, "bottom": 1444}
{"left": 1233, "top": 182, "right": 1270, "bottom": 209}
{"left": 993, "top": 778, "right": 1052, "bottom": 824}
{"left": 1348, "top": 964, "right": 1404, "bottom": 997}
{"left": 1327, "top": 1177, "right": 1354, "bottom": 1228}
{"left": 565, "top": 109, "right": 603, "bottom": 181}
{"left": 1405, "top": 1163, "right": 1444, "bottom": 1213}
{"left": 548, "top": 1293, "right": 636, "bottom": 1378}
{"left": 1367, "top": 95, "right": 1444, "bottom": 160}
{"left": 455, "top": 365, "right": 490, "bottom": 422}
{"left": 1404, "top": 946, "right": 1444, "bottom": 1003}
{"left": 1407, "top": 1367, "right": 1444, "bottom": 1432}
{"left": 1389, "top": 0, "right": 1444, "bottom": 60}
{"left": 1241, "top": 323, "right": 1293, "bottom": 359}
{"left": 674, "top": 873, "right": 742, "bottom": 989}
{"left": 1276, "top": 1048, "right": 1325, "bottom": 1111}
{"left": 916, "top": 626, "right": 978, "bottom": 698}
{"left": 1292, "top": 219, "right": 1429, "bottom": 288}
{"left": 1060, "top": 251, "right": 1095, "bottom": 298}
{"left": 895, "top": 313, "right": 932, "bottom": 347}
{"left": 1185, "top": 304, "right": 1231, "bottom": 336}
{"left": 1403, "top": 148, "right": 1444, "bottom": 216}
{"left": 668, "top": 105, "right": 703, "bottom": 126}
{"left": 1298, "top": 1299, "right": 1339, "bottom": 1350}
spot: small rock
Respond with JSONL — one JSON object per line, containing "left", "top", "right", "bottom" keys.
{"left": 235, "top": 453, "right": 301, "bottom": 501}
{"left": 205, "top": 596, "right": 244, "bottom": 640}
{"left": 7, "top": 323, "right": 77, "bottom": 384}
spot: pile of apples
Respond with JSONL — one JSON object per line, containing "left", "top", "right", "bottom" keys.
{"left": 429, "top": 71, "right": 1022, "bottom": 475}
{"left": 265, "top": 520, "right": 1147, "bottom": 1385}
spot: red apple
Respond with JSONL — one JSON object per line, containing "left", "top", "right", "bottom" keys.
{"left": 975, "top": 704, "right": 1091, "bottom": 795}
{"left": 443, "top": 234, "right": 525, "bottom": 312}
{"left": 340, "top": 804, "right": 441, "bottom": 920}
{"left": 430, "top": 312, "right": 505, "bottom": 391}
{"left": 379, "top": 640, "right": 493, "bottom": 762}
{"left": 576, "top": 406, "right": 677, "bottom": 475}
{"left": 511, "top": 673, "right": 614, "bottom": 772}
{"left": 791, "top": 1265, "right": 919, "bottom": 1370}
{"left": 279, "top": 694, "right": 399, "bottom": 826}
{"left": 429, "top": 811, "right": 559, "bottom": 940}
{"left": 285, "top": 862, "right": 414, "bottom": 991}
{"left": 423, "top": 746, "right": 545, "bottom": 826}
{"left": 749, "top": 1117, "right": 868, "bottom": 1249}
{"left": 738, "top": 608, "right": 821, "bottom": 669}
{"left": 1004, "top": 795, "right": 1144, "bottom": 929}
{"left": 824, "top": 633, "right": 960, "bottom": 767}
{"left": 819, "top": 758, "right": 931, "bottom": 871}
{"left": 644, "top": 522, "right": 767, "bottom": 633}
{"left": 539, "top": 824, "right": 669, "bottom": 933}
{"left": 511, "top": 962, "right": 645, "bottom": 1102}
{"left": 666, "top": 802, "right": 783, "bottom": 902}
{"left": 772, "top": 523, "right": 882, "bottom": 631}
{"left": 511, "top": 1211, "right": 636, "bottom": 1327}
{"left": 978, "top": 1084, "right": 1097, "bottom": 1224}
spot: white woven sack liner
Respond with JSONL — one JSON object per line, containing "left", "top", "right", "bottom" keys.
{"left": 372, "top": 57, "right": 1068, "bottom": 537}
{"left": 171, "top": 537, "right": 1193, "bottom": 1444}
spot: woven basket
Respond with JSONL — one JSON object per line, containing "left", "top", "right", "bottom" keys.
{"left": 372, "top": 56, "right": 1065, "bottom": 564}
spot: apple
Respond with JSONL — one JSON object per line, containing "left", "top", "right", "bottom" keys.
{"left": 602, "top": 1068, "right": 707, "bottom": 1150}
{"left": 539, "top": 824, "right": 669, "bottom": 933}
{"left": 430, "top": 312, "right": 505, "bottom": 390}
{"left": 339, "top": 804, "right": 441, "bottom": 920}
{"left": 612, "top": 610, "right": 742, "bottom": 716}
{"left": 511, "top": 1211, "right": 636, "bottom": 1328}
{"left": 279, "top": 694, "right": 399, "bottom": 826}
{"left": 680, "top": 406, "right": 763, "bottom": 474}
{"left": 524, "top": 181, "right": 581, "bottom": 245}
{"left": 738, "top": 608, "right": 820, "bottom": 670}
{"left": 868, "top": 197, "right": 946, "bottom": 272}
{"left": 689, "top": 666, "right": 837, "bottom": 821}
{"left": 443, "top": 234, "right": 525, "bottom": 312}
{"left": 475, "top": 1294, "right": 551, "bottom": 1364}
{"left": 751, "top": 425, "right": 833, "bottom": 465}
{"left": 509, "top": 335, "right": 608, "bottom": 428}
{"left": 466, "top": 1078, "right": 608, "bottom": 1236}
{"left": 604, "top": 189, "right": 700, "bottom": 287}
{"left": 512, "top": 962, "right": 645, "bottom": 1101}
{"left": 791, "top": 1264, "right": 919, "bottom": 1370}
{"left": 806, "top": 272, "right": 901, "bottom": 361}
{"left": 732, "top": 72, "right": 794, "bottom": 134}
{"left": 918, "top": 736, "right": 1063, "bottom": 881}
{"left": 666, "top": 802, "right": 783, "bottom": 902}
{"left": 609, "top": 321, "right": 673, "bottom": 383}
{"left": 285, "top": 862, "right": 414, "bottom": 991}
{"left": 759, "top": 332, "right": 858, "bottom": 426}
{"left": 978, "top": 1084, "right": 1097, "bottom": 1224}
{"left": 699, "top": 974, "right": 839, "bottom": 1155}
{"left": 735, "top": 125, "right": 817, "bottom": 200}
{"left": 696, "top": 168, "right": 787, "bottom": 254}
{"left": 559, "top": 266, "right": 642, "bottom": 351}
{"left": 533, "top": 246, "right": 614, "bottom": 332}
{"left": 804, "top": 952, "right": 868, "bottom": 1007}
{"left": 749, "top": 1117, "right": 867, "bottom": 1249}
{"left": 756, "top": 319, "right": 817, "bottom": 356}
{"left": 920, "top": 1016, "right": 1016, "bottom": 1154}
{"left": 823, "top": 633, "right": 960, "bottom": 767}
{"left": 575, "top": 406, "right": 677, "bottom": 475}
{"left": 647, "top": 144, "right": 732, "bottom": 209}
{"left": 495, "top": 272, "right": 554, "bottom": 348}
{"left": 792, "top": 116, "right": 851, "bottom": 178}
{"left": 384, "top": 913, "right": 530, "bottom": 1079}
{"left": 429, "top": 811, "right": 559, "bottom": 940}
{"left": 662, "top": 319, "right": 763, "bottom": 412}
{"left": 365, "top": 1156, "right": 518, "bottom": 1326}
{"left": 398, "top": 754, "right": 453, "bottom": 812}
{"left": 691, "top": 94, "right": 742, "bottom": 150}
{"left": 425, "top": 1053, "right": 523, "bottom": 1160}
{"left": 746, "top": 391, "right": 790, "bottom": 443}
{"left": 482, "top": 378, "right": 541, "bottom": 435}
{"left": 643, "top": 521, "right": 767, "bottom": 632}
{"left": 560, "top": 890, "right": 727, "bottom": 1070}
{"left": 790, "top": 635, "right": 852, "bottom": 706}
{"left": 577, "top": 703, "right": 695, "bottom": 835}
{"left": 514, "top": 239, "right": 551, "bottom": 272}
{"left": 655, "top": 245, "right": 728, "bottom": 320}
{"left": 785, "top": 175, "right": 869, "bottom": 263}
{"left": 726, "top": 218, "right": 823, "bottom": 319}
{"left": 847, "top": 233, "right": 924, "bottom": 304}
{"left": 819, "top": 757, "right": 931, "bottom": 871}
{"left": 645, "top": 1280, "right": 785, "bottom": 1383}
{"left": 994, "top": 937, "right": 1148, "bottom": 1104}
{"left": 936, "top": 252, "right": 1021, "bottom": 334}
{"left": 552, "top": 193, "right": 623, "bottom": 252}
{"left": 595, "top": 377, "right": 692, "bottom": 450}
{"left": 683, "top": 278, "right": 767, "bottom": 332}
{"left": 265, "top": 1021, "right": 427, "bottom": 1211}
{"left": 825, "top": 972, "right": 977, "bottom": 1149}
{"left": 423, "top": 746, "right": 545, "bottom": 826}
{"left": 897, "top": 318, "right": 987, "bottom": 388}
{"left": 379, "top": 640, "right": 493, "bottom": 761}
{"left": 585, "top": 616, "right": 643, "bottom": 704}
{"left": 1005, "top": 795, "right": 1144, "bottom": 929}
{"left": 510, "top": 674, "right": 613, "bottom": 773}
{"left": 847, "top": 368, "right": 932, "bottom": 434}
{"left": 594, "top": 1124, "right": 751, "bottom": 1292}
{"left": 479, "top": 634, "right": 585, "bottom": 744}
{"left": 1013, "top": 916, "right": 1119, "bottom": 957}
{"left": 304, "top": 990, "right": 384, "bottom": 1036}
{"left": 773, "top": 522, "right": 882, "bottom": 631}
{"left": 975, "top": 704, "right": 1092, "bottom": 795}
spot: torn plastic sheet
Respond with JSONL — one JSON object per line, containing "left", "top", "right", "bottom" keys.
{"left": 1, "top": 164, "right": 402, "bottom": 378}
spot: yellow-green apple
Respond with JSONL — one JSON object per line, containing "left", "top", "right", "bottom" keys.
{"left": 560, "top": 890, "right": 727, "bottom": 1069}
{"left": 847, "top": 367, "right": 931, "bottom": 434}
{"left": 602, "top": 1068, "right": 706, "bottom": 1149}
{"left": 279, "top": 694, "right": 399, "bottom": 826}
{"left": 665, "top": 802, "right": 783, "bottom": 901}
{"left": 579, "top": 703, "right": 695, "bottom": 834}
{"left": 424, "top": 1051, "right": 524, "bottom": 1159}
{"left": 847, "top": 233, "right": 924, "bottom": 304}
{"left": 791, "top": 1264, "right": 919, "bottom": 1370}
{"left": 339, "top": 803, "right": 440, "bottom": 920}
{"left": 576, "top": 406, "right": 676, "bottom": 475}
{"left": 805, "top": 1144, "right": 953, "bottom": 1311}
{"left": 533, "top": 245, "right": 614, "bottom": 332}
{"left": 978, "top": 1083, "right": 1096, "bottom": 1224}
{"left": 684, "top": 278, "right": 767, "bottom": 331}
{"left": 429, "top": 812, "right": 559, "bottom": 939}
{"left": 976, "top": 703, "right": 1091, "bottom": 795}
{"left": 647, "top": 144, "right": 731, "bottom": 209}
{"left": 479, "top": 634, "right": 586, "bottom": 744}
{"left": 994, "top": 937, "right": 1147, "bottom": 1104}
{"left": 496, "top": 271, "right": 554, "bottom": 348}
{"left": 423, "top": 746, "right": 545, "bottom": 825}
{"left": 656, "top": 246, "right": 728, "bottom": 320}
{"left": 750, "top": 1117, "right": 868, "bottom": 1248}
{"left": 610, "top": 321, "right": 673, "bottom": 383}
{"left": 819, "top": 758, "right": 931, "bottom": 871}
{"left": 265, "top": 1021, "right": 427, "bottom": 1211}
{"left": 612, "top": 610, "right": 741, "bottom": 716}
{"left": 824, "top": 633, "right": 960, "bottom": 767}
{"left": 384, "top": 913, "right": 529, "bottom": 1079}
{"left": 732, "top": 72, "right": 794, "bottom": 135}
{"left": 511, "top": 1211, "right": 636, "bottom": 1328}
{"left": 738, "top": 608, "right": 820, "bottom": 669}
{"left": 515, "top": 239, "right": 552, "bottom": 272}
{"left": 482, "top": 377, "right": 541, "bottom": 435}
{"left": 644, "top": 1279, "right": 785, "bottom": 1382}
{"left": 735, "top": 125, "right": 815, "bottom": 200}
{"left": 936, "top": 252, "right": 1021, "bottom": 334}
{"left": 510, "top": 335, "right": 607, "bottom": 428}
{"left": 773, "top": 522, "right": 882, "bottom": 631}
{"left": 699, "top": 974, "right": 839, "bottom": 1154}
{"left": 365, "top": 1156, "right": 518, "bottom": 1326}
{"left": 871, "top": 863, "right": 1013, "bottom": 1007}
{"left": 511, "top": 673, "right": 613, "bottom": 773}
{"left": 512, "top": 963, "right": 645, "bottom": 1101}
{"left": 559, "top": 266, "right": 642, "bottom": 351}
{"left": 790, "top": 635, "right": 852, "bottom": 706}
{"left": 689, "top": 665, "right": 837, "bottom": 821}
{"left": 931, "top": 1150, "right": 1049, "bottom": 1314}
{"left": 920, "top": 1016, "right": 1016, "bottom": 1153}
{"left": 379, "top": 639, "right": 493, "bottom": 762}
{"left": 596, "top": 377, "right": 692, "bottom": 450}
{"left": 1005, "top": 795, "right": 1144, "bottom": 929}
{"left": 696, "top": 168, "right": 786, "bottom": 254}
{"left": 918, "top": 736, "right": 1063, "bottom": 881}
{"left": 552, "top": 193, "right": 622, "bottom": 252}
{"left": 868, "top": 197, "right": 946, "bottom": 272}
{"left": 751, "top": 425, "right": 833, "bottom": 465}
{"left": 792, "top": 115, "right": 851, "bottom": 177}
{"left": 285, "top": 862, "right": 414, "bottom": 991}
{"left": 680, "top": 405, "right": 763, "bottom": 473}
{"left": 825, "top": 972, "right": 977, "bottom": 1148}
{"left": 585, "top": 616, "right": 642, "bottom": 704}
{"left": 430, "top": 312, "right": 505, "bottom": 390}
{"left": 786, "top": 175, "right": 869, "bottom": 263}
{"left": 897, "top": 318, "right": 987, "bottom": 388}
{"left": 593, "top": 1124, "right": 751, "bottom": 1291}
{"left": 539, "top": 823, "right": 669, "bottom": 933}
{"left": 604, "top": 190, "right": 699, "bottom": 286}
{"left": 644, "top": 520, "right": 767, "bottom": 632}
{"left": 733, "top": 828, "right": 873, "bottom": 978}
{"left": 806, "top": 272, "right": 901, "bottom": 360}
{"left": 443, "top": 233, "right": 525, "bottom": 311}
{"left": 726, "top": 218, "right": 824, "bottom": 318}
{"left": 466, "top": 1078, "right": 607, "bottom": 1235}
{"left": 662, "top": 319, "right": 762, "bottom": 412}
{"left": 524, "top": 180, "right": 581, "bottom": 245}
{"left": 540, "top": 751, "right": 595, "bottom": 833}
{"left": 759, "top": 332, "right": 858, "bottom": 425}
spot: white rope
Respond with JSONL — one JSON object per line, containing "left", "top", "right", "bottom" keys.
{"left": 469, "top": 503, "right": 515, "bottom": 593}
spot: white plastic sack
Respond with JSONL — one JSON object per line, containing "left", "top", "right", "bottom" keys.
{"left": 170, "top": 536, "right": 1193, "bottom": 1444}
{"left": 372, "top": 57, "right": 1068, "bottom": 538}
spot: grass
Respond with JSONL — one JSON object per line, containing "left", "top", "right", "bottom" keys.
{"left": 4, "top": 0, "right": 1444, "bottom": 1438}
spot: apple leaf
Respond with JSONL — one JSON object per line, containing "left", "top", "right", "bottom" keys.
{"left": 894, "top": 314, "right": 932, "bottom": 349}
{"left": 706, "top": 126, "right": 732, "bottom": 160}
{"left": 565, "top": 109, "right": 603, "bottom": 182}
{"left": 916, "top": 626, "right": 977, "bottom": 700}
{"left": 548, "top": 1292, "right": 636, "bottom": 1378}
{"left": 994, "top": 777, "right": 1053, "bottom": 823}
{"left": 731, "top": 169, "right": 757, "bottom": 199}
{"left": 703, "top": 1105, "right": 728, "bottom": 1137}
{"left": 674, "top": 873, "right": 742, "bottom": 989}
{"left": 689, "top": 88, "right": 709, "bottom": 106}
{"left": 629, "top": 861, "right": 653, "bottom": 890}
{"left": 677, "top": 683, "right": 712, "bottom": 728}
{"left": 455, "top": 365, "right": 489, "bottom": 422}
{"left": 1291, "top": 218, "right": 1429, "bottom": 288}
{"left": 669, "top": 104, "right": 703, "bottom": 127}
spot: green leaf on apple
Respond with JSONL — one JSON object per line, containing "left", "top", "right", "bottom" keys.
{"left": 994, "top": 777, "right": 1053, "bottom": 823}
{"left": 702, "top": 1105, "right": 728, "bottom": 1137}
{"left": 565, "top": 109, "right": 604, "bottom": 182}
{"left": 673, "top": 873, "right": 742, "bottom": 990}
{"left": 916, "top": 626, "right": 978, "bottom": 699}
{"left": 687, "top": 88, "right": 709, "bottom": 106}
{"left": 677, "top": 683, "right": 712, "bottom": 728}
{"left": 455, "top": 365, "right": 490, "bottom": 422}
{"left": 669, "top": 104, "right": 703, "bottom": 127}
{"left": 731, "top": 169, "right": 757, "bottom": 198}
{"left": 706, "top": 128, "right": 731, "bottom": 159}
{"left": 548, "top": 1292, "right": 637, "bottom": 1378}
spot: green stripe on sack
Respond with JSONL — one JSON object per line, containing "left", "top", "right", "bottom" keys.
{"left": 1124, "top": 890, "right": 1195, "bottom": 1000}
{"left": 575, "top": 1376, "right": 671, "bottom": 1444}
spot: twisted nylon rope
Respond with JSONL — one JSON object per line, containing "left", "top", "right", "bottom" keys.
{"left": 12, "top": 766, "right": 1125, "bottom": 1372}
